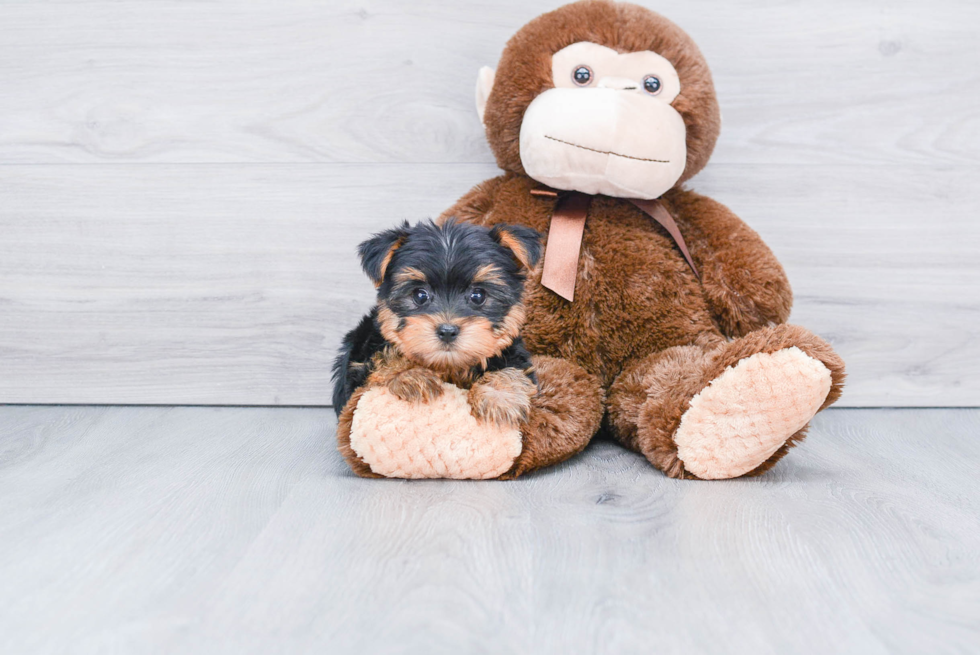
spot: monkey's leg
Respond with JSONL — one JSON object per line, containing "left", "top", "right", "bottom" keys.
{"left": 335, "top": 355, "right": 603, "bottom": 479}
{"left": 336, "top": 380, "right": 524, "bottom": 480}
{"left": 498, "top": 356, "right": 604, "bottom": 479}
{"left": 606, "top": 324, "right": 845, "bottom": 479}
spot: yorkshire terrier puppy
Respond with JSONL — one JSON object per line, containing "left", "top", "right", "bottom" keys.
{"left": 332, "top": 218, "right": 543, "bottom": 427}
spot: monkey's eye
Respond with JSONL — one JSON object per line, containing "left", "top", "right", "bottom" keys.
{"left": 643, "top": 75, "right": 662, "bottom": 95}
{"left": 412, "top": 288, "right": 430, "bottom": 305}
{"left": 572, "top": 65, "right": 592, "bottom": 86}
{"left": 469, "top": 288, "right": 487, "bottom": 306}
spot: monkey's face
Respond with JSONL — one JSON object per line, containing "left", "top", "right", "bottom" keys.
{"left": 520, "top": 42, "right": 686, "bottom": 200}
{"left": 476, "top": 2, "right": 721, "bottom": 198}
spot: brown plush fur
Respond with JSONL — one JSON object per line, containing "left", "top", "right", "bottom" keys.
{"left": 606, "top": 324, "right": 845, "bottom": 479}
{"left": 500, "top": 356, "right": 605, "bottom": 479}
{"left": 441, "top": 176, "right": 782, "bottom": 387}
{"left": 336, "top": 385, "right": 382, "bottom": 478}
{"left": 440, "top": 172, "right": 846, "bottom": 478}
{"left": 430, "top": 0, "right": 846, "bottom": 479}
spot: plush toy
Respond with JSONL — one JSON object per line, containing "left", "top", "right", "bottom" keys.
{"left": 336, "top": 0, "right": 845, "bottom": 480}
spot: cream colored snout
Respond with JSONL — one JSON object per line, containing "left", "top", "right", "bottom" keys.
{"left": 518, "top": 86, "right": 687, "bottom": 199}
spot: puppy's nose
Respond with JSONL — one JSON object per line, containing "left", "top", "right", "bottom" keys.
{"left": 436, "top": 323, "right": 460, "bottom": 344}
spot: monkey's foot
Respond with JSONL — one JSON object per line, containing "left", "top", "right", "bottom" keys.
{"left": 346, "top": 383, "right": 522, "bottom": 479}
{"left": 674, "top": 347, "right": 832, "bottom": 479}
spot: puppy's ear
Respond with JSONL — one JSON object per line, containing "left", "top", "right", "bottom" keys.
{"left": 490, "top": 224, "right": 542, "bottom": 271}
{"left": 358, "top": 222, "right": 410, "bottom": 287}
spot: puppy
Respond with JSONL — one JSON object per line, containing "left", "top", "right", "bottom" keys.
{"left": 332, "top": 218, "right": 543, "bottom": 427}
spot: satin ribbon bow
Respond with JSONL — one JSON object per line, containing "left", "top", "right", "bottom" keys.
{"left": 531, "top": 188, "right": 700, "bottom": 302}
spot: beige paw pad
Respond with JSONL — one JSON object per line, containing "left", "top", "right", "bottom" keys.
{"left": 675, "top": 347, "right": 832, "bottom": 480}
{"left": 349, "top": 382, "right": 522, "bottom": 480}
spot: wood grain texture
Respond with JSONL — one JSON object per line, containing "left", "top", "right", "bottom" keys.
{"left": 0, "top": 0, "right": 976, "bottom": 166}
{"left": 1, "top": 163, "right": 977, "bottom": 406}
{"left": 0, "top": 406, "right": 977, "bottom": 653}
{"left": 0, "top": 0, "right": 978, "bottom": 405}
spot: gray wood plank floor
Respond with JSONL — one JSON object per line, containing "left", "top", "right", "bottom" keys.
{"left": 1, "top": 406, "right": 977, "bottom": 654}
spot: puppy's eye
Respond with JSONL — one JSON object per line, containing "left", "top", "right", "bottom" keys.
{"left": 572, "top": 65, "right": 592, "bottom": 86}
{"left": 469, "top": 288, "right": 486, "bottom": 306}
{"left": 412, "top": 288, "right": 430, "bottom": 305}
{"left": 643, "top": 75, "right": 662, "bottom": 95}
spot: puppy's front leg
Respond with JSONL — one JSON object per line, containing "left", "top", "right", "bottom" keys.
{"left": 367, "top": 354, "right": 445, "bottom": 404}
{"left": 386, "top": 368, "right": 445, "bottom": 403}
{"left": 468, "top": 368, "right": 537, "bottom": 427}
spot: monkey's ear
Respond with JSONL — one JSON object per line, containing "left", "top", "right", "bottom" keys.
{"left": 490, "top": 224, "right": 542, "bottom": 271}
{"left": 358, "top": 222, "right": 410, "bottom": 287}
{"left": 475, "top": 66, "right": 496, "bottom": 125}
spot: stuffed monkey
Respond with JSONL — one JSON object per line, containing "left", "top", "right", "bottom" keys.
{"left": 337, "top": 0, "right": 845, "bottom": 480}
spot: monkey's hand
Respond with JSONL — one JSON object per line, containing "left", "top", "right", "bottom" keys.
{"left": 468, "top": 368, "right": 537, "bottom": 427}
{"left": 385, "top": 367, "right": 445, "bottom": 404}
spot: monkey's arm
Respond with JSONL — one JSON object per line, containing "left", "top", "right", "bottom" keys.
{"left": 667, "top": 189, "right": 793, "bottom": 338}
{"left": 331, "top": 308, "right": 388, "bottom": 416}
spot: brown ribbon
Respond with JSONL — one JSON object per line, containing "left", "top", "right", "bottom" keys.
{"left": 540, "top": 192, "right": 591, "bottom": 301}
{"left": 538, "top": 190, "right": 700, "bottom": 302}
{"left": 629, "top": 197, "right": 701, "bottom": 282}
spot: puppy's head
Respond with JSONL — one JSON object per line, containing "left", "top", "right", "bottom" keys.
{"left": 358, "top": 218, "right": 542, "bottom": 371}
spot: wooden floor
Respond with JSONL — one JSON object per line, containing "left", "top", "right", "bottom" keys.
{"left": 1, "top": 406, "right": 977, "bottom": 654}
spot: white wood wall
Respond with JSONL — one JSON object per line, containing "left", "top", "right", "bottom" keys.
{"left": 1, "top": 0, "right": 977, "bottom": 407}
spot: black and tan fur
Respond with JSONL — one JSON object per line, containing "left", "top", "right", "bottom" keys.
{"left": 332, "top": 219, "right": 543, "bottom": 426}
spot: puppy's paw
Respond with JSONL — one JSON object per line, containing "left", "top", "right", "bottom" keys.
{"left": 468, "top": 369, "right": 537, "bottom": 427}
{"left": 387, "top": 368, "right": 445, "bottom": 403}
